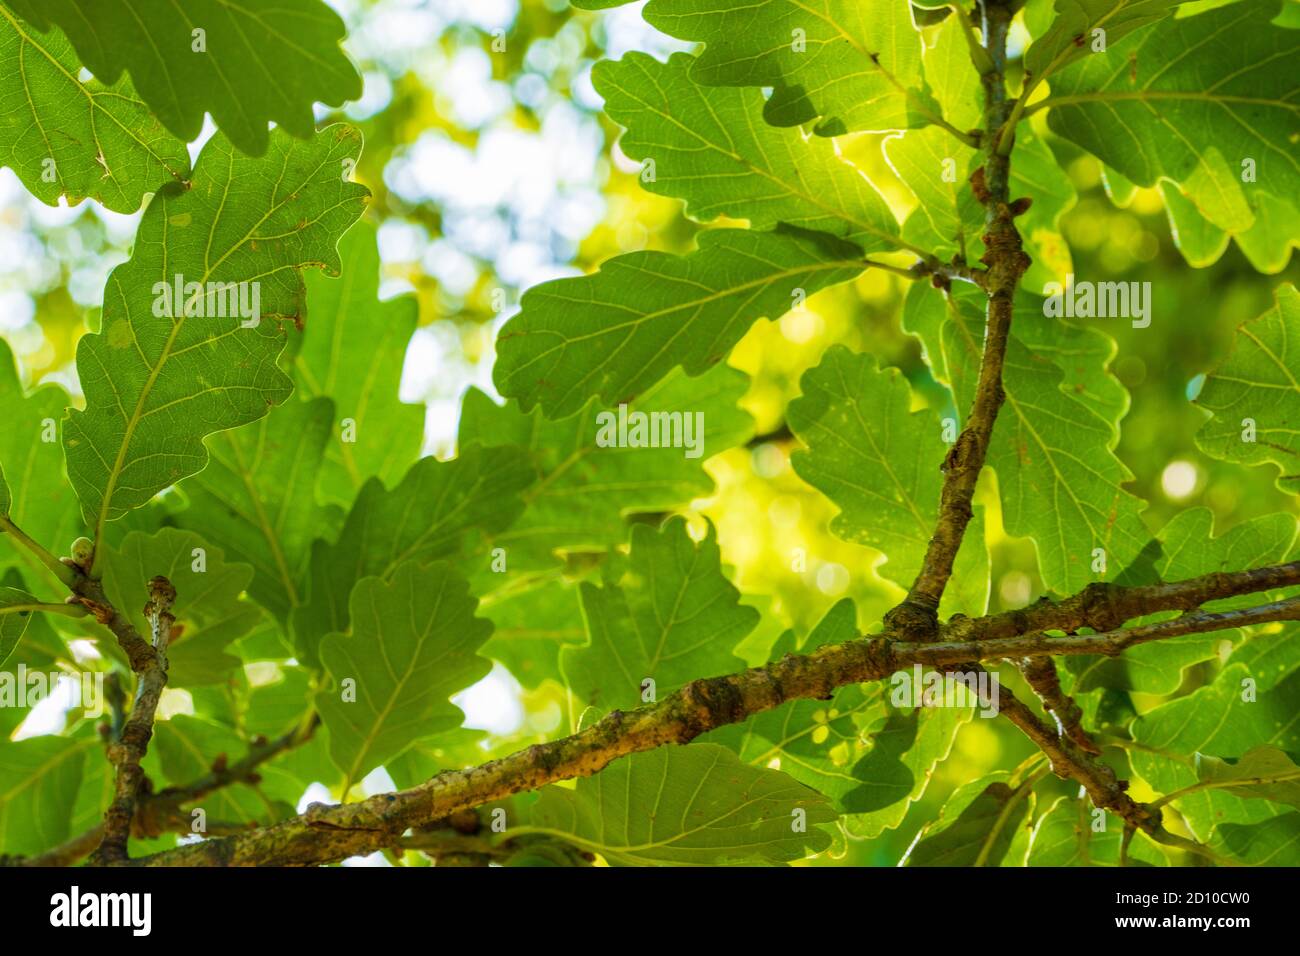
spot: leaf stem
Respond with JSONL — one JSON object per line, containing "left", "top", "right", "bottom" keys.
{"left": 950, "top": 3, "right": 995, "bottom": 76}
{"left": 1149, "top": 769, "right": 1300, "bottom": 811}
{"left": 0, "top": 516, "right": 76, "bottom": 587}
{"left": 0, "top": 600, "right": 89, "bottom": 620}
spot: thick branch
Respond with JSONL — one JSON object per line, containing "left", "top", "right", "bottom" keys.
{"left": 947, "top": 563, "right": 1300, "bottom": 642}
{"left": 1019, "top": 656, "right": 1100, "bottom": 754}
{"left": 128, "top": 565, "right": 1300, "bottom": 867}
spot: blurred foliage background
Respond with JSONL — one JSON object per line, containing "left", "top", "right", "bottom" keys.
{"left": 3, "top": 0, "right": 1297, "bottom": 865}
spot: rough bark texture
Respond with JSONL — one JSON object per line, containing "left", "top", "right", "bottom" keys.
{"left": 87, "top": 575, "right": 175, "bottom": 864}
{"left": 118, "top": 569, "right": 1300, "bottom": 867}
{"left": 885, "top": 0, "right": 1030, "bottom": 640}
{"left": 2, "top": 0, "right": 1293, "bottom": 871}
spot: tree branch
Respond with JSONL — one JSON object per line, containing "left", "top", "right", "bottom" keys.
{"left": 3, "top": 715, "right": 320, "bottom": 867}
{"left": 125, "top": 563, "right": 1300, "bottom": 867}
{"left": 89, "top": 575, "right": 174, "bottom": 865}
{"left": 864, "top": 256, "right": 988, "bottom": 288}
{"left": 885, "top": 0, "right": 1031, "bottom": 638}
{"left": 1019, "top": 656, "right": 1101, "bottom": 754}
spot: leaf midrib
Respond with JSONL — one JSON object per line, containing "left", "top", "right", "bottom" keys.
{"left": 92, "top": 143, "right": 336, "bottom": 540}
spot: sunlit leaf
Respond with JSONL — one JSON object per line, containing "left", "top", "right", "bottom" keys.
{"left": 563, "top": 517, "right": 756, "bottom": 712}
{"left": 1044, "top": 2, "right": 1299, "bottom": 235}
{"left": 526, "top": 743, "right": 837, "bottom": 865}
{"left": 316, "top": 561, "right": 492, "bottom": 788}
{"left": 291, "top": 221, "right": 425, "bottom": 506}
{"left": 1195, "top": 284, "right": 1300, "bottom": 491}
{"left": 595, "top": 51, "right": 901, "bottom": 251}
{"left": 0, "top": 5, "right": 189, "bottom": 212}
{"left": 5, "top": 0, "right": 362, "bottom": 155}
{"left": 292, "top": 444, "right": 534, "bottom": 666}
{"left": 494, "top": 228, "right": 864, "bottom": 419}
{"left": 62, "top": 126, "right": 368, "bottom": 533}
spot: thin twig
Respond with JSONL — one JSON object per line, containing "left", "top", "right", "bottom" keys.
{"left": 89, "top": 575, "right": 175, "bottom": 865}
{"left": 4, "top": 716, "right": 320, "bottom": 867}
{"left": 864, "top": 256, "right": 989, "bottom": 288}
{"left": 885, "top": 0, "right": 1030, "bottom": 638}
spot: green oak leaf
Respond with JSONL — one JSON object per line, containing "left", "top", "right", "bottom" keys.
{"left": 1100, "top": 163, "right": 1139, "bottom": 207}
{"left": 1043, "top": 2, "right": 1299, "bottom": 235}
{"left": 176, "top": 397, "right": 341, "bottom": 627}
{"left": 493, "top": 227, "right": 865, "bottom": 419}
{"left": 885, "top": 127, "right": 981, "bottom": 265}
{"left": 633, "top": 0, "right": 935, "bottom": 136}
{"left": 99, "top": 528, "right": 264, "bottom": 686}
{"left": 242, "top": 667, "right": 315, "bottom": 740}
{"left": 889, "top": 16, "right": 1078, "bottom": 284}
{"left": 1068, "top": 508, "right": 1296, "bottom": 694}
{"left": 460, "top": 361, "right": 752, "bottom": 573}
{"left": 1130, "top": 663, "right": 1300, "bottom": 841}
{"left": 0, "top": 5, "right": 190, "bottom": 213}
{"left": 1010, "top": 292, "right": 1129, "bottom": 425}
{"left": 842, "top": 699, "right": 971, "bottom": 837}
{"left": 1212, "top": 812, "right": 1300, "bottom": 865}
{"left": 68, "top": 740, "right": 113, "bottom": 839}
{"left": 1229, "top": 625, "right": 1300, "bottom": 691}
{"left": 563, "top": 517, "right": 756, "bottom": 712}
{"left": 1027, "top": 794, "right": 1165, "bottom": 866}
{"left": 316, "top": 561, "right": 492, "bottom": 789}
{"left": 62, "top": 125, "right": 368, "bottom": 537}
{"left": 1157, "top": 171, "right": 1300, "bottom": 275}
{"left": 884, "top": 16, "right": 982, "bottom": 262}
{"left": 1230, "top": 194, "right": 1300, "bottom": 274}
{"left": 291, "top": 444, "right": 534, "bottom": 667}
{"left": 290, "top": 221, "right": 424, "bottom": 507}
{"left": 144, "top": 715, "right": 295, "bottom": 825}
{"left": 905, "top": 778, "right": 1031, "bottom": 866}
{"left": 888, "top": 16, "right": 1078, "bottom": 283}
{"left": 476, "top": 572, "right": 587, "bottom": 690}
{"left": 1194, "top": 747, "right": 1300, "bottom": 810}
{"left": 789, "top": 345, "right": 970, "bottom": 589}
{"left": 704, "top": 599, "right": 889, "bottom": 811}
{"left": 0, "top": 569, "right": 68, "bottom": 676}
{"left": 594, "top": 51, "right": 902, "bottom": 252}
{"left": 1161, "top": 180, "right": 1232, "bottom": 268}
{"left": 904, "top": 284, "right": 1148, "bottom": 594}
{"left": 1195, "top": 284, "right": 1300, "bottom": 491}
{"left": 5, "top": 0, "right": 362, "bottom": 156}
{"left": 0, "top": 586, "right": 41, "bottom": 668}
{"left": 0, "top": 339, "right": 83, "bottom": 586}
{"left": 0, "top": 734, "right": 93, "bottom": 856}
{"left": 887, "top": 126, "right": 1075, "bottom": 286}
{"left": 525, "top": 742, "right": 836, "bottom": 865}
{"left": 919, "top": 14, "right": 983, "bottom": 130}
{"left": 1023, "top": 1, "right": 1183, "bottom": 91}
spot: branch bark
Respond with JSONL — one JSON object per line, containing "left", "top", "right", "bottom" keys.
{"left": 86, "top": 575, "right": 174, "bottom": 865}
{"left": 886, "top": 0, "right": 1030, "bottom": 639}
{"left": 3, "top": 715, "right": 320, "bottom": 867}
{"left": 123, "top": 562, "right": 1300, "bottom": 867}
